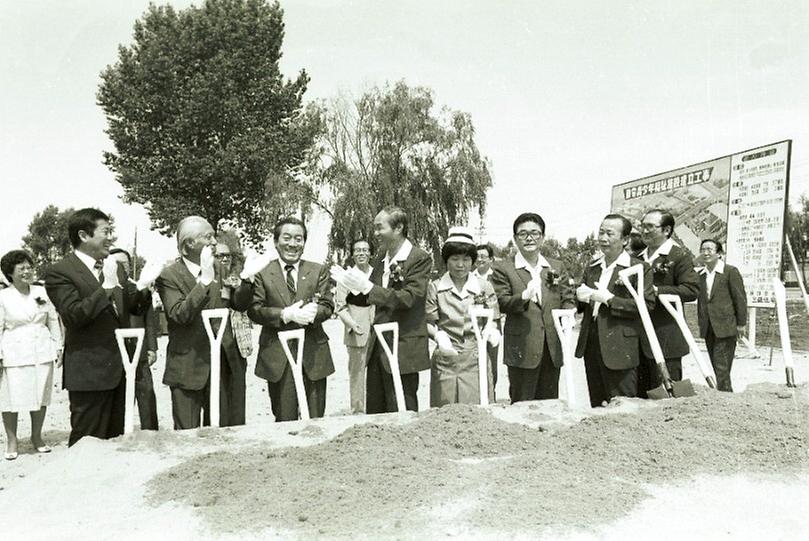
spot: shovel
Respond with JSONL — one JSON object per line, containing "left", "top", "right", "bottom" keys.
{"left": 373, "top": 322, "right": 407, "bottom": 412}
{"left": 277, "top": 328, "right": 311, "bottom": 420}
{"left": 202, "top": 308, "right": 230, "bottom": 427}
{"left": 617, "top": 264, "right": 696, "bottom": 399}
{"left": 551, "top": 308, "right": 582, "bottom": 408}
{"left": 658, "top": 294, "right": 717, "bottom": 389}
{"left": 469, "top": 306, "right": 494, "bottom": 406}
{"left": 114, "top": 328, "right": 145, "bottom": 435}
{"left": 772, "top": 278, "right": 797, "bottom": 387}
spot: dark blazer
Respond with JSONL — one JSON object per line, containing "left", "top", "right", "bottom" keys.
{"left": 574, "top": 256, "right": 656, "bottom": 370}
{"left": 491, "top": 256, "right": 576, "bottom": 369}
{"left": 697, "top": 263, "right": 747, "bottom": 339}
{"left": 364, "top": 242, "right": 432, "bottom": 374}
{"left": 45, "top": 253, "right": 150, "bottom": 392}
{"left": 247, "top": 259, "right": 334, "bottom": 383}
{"left": 155, "top": 260, "right": 249, "bottom": 391}
{"left": 640, "top": 244, "right": 700, "bottom": 359}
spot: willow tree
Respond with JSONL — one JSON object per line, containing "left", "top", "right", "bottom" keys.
{"left": 305, "top": 81, "right": 493, "bottom": 263}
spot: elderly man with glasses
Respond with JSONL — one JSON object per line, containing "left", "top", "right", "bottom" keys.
{"left": 491, "top": 212, "right": 576, "bottom": 403}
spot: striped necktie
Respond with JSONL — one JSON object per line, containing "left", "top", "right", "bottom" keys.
{"left": 285, "top": 264, "right": 296, "bottom": 296}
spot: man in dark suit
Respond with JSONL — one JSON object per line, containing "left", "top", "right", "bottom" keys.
{"left": 110, "top": 248, "right": 159, "bottom": 430}
{"left": 155, "top": 216, "right": 251, "bottom": 430}
{"left": 696, "top": 239, "right": 747, "bottom": 392}
{"left": 243, "top": 217, "right": 334, "bottom": 421}
{"left": 491, "top": 213, "right": 576, "bottom": 402}
{"left": 575, "top": 214, "right": 655, "bottom": 407}
{"left": 45, "top": 208, "right": 153, "bottom": 446}
{"left": 637, "top": 209, "right": 700, "bottom": 396}
{"left": 334, "top": 206, "right": 432, "bottom": 413}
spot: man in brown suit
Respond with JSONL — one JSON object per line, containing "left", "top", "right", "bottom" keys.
{"left": 244, "top": 217, "right": 334, "bottom": 421}
{"left": 491, "top": 213, "right": 576, "bottom": 402}
{"left": 155, "top": 216, "right": 251, "bottom": 429}
{"left": 575, "top": 214, "right": 655, "bottom": 407}
{"left": 333, "top": 206, "right": 432, "bottom": 413}
{"left": 696, "top": 239, "right": 747, "bottom": 392}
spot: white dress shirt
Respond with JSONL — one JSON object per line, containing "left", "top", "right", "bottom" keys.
{"left": 75, "top": 249, "right": 101, "bottom": 280}
{"left": 278, "top": 259, "right": 301, "bottom": 291}
{"left": 591, "top": 251, "right": 631, "bottom": 318}
{"left": 703, "top": 260, "right": 725, "bottom": 297}
{"left": 641, "top": 237, "right": 678, "bottom": 263}
{"left": 382, "top": 239, "right": 413, "bottom": 289}
{"left": 515, "top": 251, "right": 550, "bottom": 305}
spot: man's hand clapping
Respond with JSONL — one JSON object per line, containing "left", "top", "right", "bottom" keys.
{"left": 199, "top": 246, "right": 215, "bottom": 285}
{"left": 101, "top": 256, "right": 120, "bottom": 290}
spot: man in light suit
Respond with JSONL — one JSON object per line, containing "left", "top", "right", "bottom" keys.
{"left": 637, "top": 209, "right": 700, "bottom": 396}
{"left": 491, "top": 213, "right": 576, "bottom": 402}
{"left": 335, "top": 239, "right": 375, "bottom": 414}
{"left": 244, "top": 217, "right": 334, "bottom": 421}
{"left": 696, "top": 239, "right": 747, "bottom": 392}
{"left": 155, "top": 216, "right": 251, "bottom": 429}
{"left": 333, "top": 206, "right": 432, "bottom": 413}
{"left": 45, "top": 208, "right": 153, "bottom": 446}
{"left": 575, "top": 214, "right": 655, "bottom": 407}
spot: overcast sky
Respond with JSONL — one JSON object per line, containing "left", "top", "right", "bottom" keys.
{"left": 2, "top": 0, "right": 808, "bottom": 262}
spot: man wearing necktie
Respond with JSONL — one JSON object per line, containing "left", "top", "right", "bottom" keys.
{"left": 491, "top": 213, "right": 576, "bottom": 403}
{"left": 45, "top": 208, "right": 154, "bottom": 446}
{"left": 155, "top": 216, "right": 252, "bottom": 429}
{"left": 574, "top": 214, "right": 655, "bottom": 407}
{"left": 243, "top": 217, "right": 334, "bottom": 422}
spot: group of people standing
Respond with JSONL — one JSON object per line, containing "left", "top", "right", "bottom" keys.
{"left": 0, "top": 204, "right": 748, "bottom": 458}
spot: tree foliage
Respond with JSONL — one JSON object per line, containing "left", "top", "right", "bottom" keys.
{"left": 786, "top": 195, "right": 809, "bottom": 282}
{"left": 97, "top": 0, "right": 318, "bottom": 244}
{"left": 305, "top": 81, "right": 493, "bottom": 262}
{"left": 540, "top": 234, "right": 599, "bottom": 280}
{"left": 21, "top": 205, "right": 76, "bottom": 275}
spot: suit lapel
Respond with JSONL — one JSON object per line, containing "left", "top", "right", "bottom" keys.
{"left": 70, "top": 253, "right": 102, "bottom": 292}
{"left": 269, "top": 260, "right": 293, "bottom": 306}
{"left": 295, "top": 261, "right": 315, "bottom": 302}
{"left": 709, "top": 271, "right": 723, "bottom": 301}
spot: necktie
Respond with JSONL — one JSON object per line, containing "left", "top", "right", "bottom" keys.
{"left": 93, "top": 260, "right": 104, "bottom": 283}
{"left": 285, "top": 264, "right": 296, "bottom": 295}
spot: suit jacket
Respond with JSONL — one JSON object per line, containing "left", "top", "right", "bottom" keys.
{"left": 697, "top": 263, "right": 747, "bottom": 339}
{"left": 156, "top": 260, "right": 249, "bottom": 391}
{"left": 0, "top": 285, "right": 62, "bottom": 367}
{"left": 491, "top": 256, "right": 576, "bottom": 369}
{"left": 574, "top": 255, "right": 655, "bottom": 370}
{"left": 640, "top": 244, "right": 700, "bottom": 359}
{"left": 45, "top": 253, "right": 150, "bottom": 391}
{"left": 246, "top": 259, "right": 334, "bottom": 383}
{"left": 364, "top": 243, "right": 432, "bottom": 374}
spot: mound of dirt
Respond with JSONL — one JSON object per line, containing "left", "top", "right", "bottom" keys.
{"left": 147, "top": 384, "right": 809, "bottom": 538}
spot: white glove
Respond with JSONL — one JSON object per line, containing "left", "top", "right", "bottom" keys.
{"left": 521, "top": 278, "right": 541, "bottom": 301}
{"left": 298, "top": 302, "right": 319, "bottom": 325}
{"left": 136, "top": 260, "right": 164, "bottom": 291}
{"left": 435, "top": 330, "right": 458, "bottom": 357}
{"left": 199, "top": 246, "right": 215, "bottom": 285}
{"left": 486, "top": 326, "right": 501, "bottom": 347}
{"left": 576, "top": 284, "right": 594, "bottom": 302}
{"left": 240, "top": 251, "right": 271, "bottom": 282}
{"left": 343, "top": 267, "right": 373, "bottom": 294}
{"left": 590, "top": 289, "right": 614, "bottom": 305}
{"left": 101, "top": 256, "right": 120, "bottom": 289}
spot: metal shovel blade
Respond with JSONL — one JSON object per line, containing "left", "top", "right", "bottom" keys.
{"left": 647, "top": 385, "right": 671, "bottom": 400}
{"left": 671, "top": 378, "right": 697, "bottom": 397}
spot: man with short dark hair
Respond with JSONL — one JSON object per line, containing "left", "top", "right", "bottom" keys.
{"left": 45, "top": 208, "right": 154, "bottom": 446}
{"left": 696, "top": 239, "right": 747, "bottom": 392}
{"left": 244, "top": 217, "right": 334, "bottom": 421}
{"left": 473, "top": 242, "right": 501, "bottom": 391}
{"left": 492, "top": 212, "right": 576, "bottom": 402}
{"left": 637, "top": 209, "right": 700, "bottom": 395}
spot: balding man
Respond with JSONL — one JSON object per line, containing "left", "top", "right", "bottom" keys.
{"left": 155, "top": 217, "right": 252, "bottom": 429}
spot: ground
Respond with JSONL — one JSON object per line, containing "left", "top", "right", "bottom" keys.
{"left": 1, "top": 315, "right": 808, "bottom": 540}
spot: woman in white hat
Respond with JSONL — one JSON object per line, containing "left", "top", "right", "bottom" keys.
{"left": 426, "top": 227, "right": 500, "bottom": 406}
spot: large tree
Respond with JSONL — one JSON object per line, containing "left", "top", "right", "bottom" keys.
{"left": 21, "top": 205, "right": 76, "bottom": 275}
{"left": 786, "top": 195, "right": 809, "bottom": 283}
{"left": 304, "top": 81, "right": 493, "bottom": 263}
{"left": 97, "top": 0, "right": 318, "bottom": 244}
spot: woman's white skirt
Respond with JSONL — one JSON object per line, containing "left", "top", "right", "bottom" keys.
{"left": 0, "top": 362, "right": 54, "bottom": 412}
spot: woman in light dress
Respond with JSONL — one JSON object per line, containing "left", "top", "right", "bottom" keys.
{"left": 426, "top": 228, "right": 501, "bottom": 407}
{"left": 0, "top": 250, "right": 62, "bottom": 460}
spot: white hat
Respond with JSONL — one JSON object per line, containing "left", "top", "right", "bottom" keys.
{"left": 445, "top": 226, "right": 476, "bottom": 245}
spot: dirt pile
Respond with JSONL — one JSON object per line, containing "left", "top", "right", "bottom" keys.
{"left": 147, "top": 384, "right": 809, "bottom": 539}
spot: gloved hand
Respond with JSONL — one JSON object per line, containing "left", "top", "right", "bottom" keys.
{"left": 199, "top": 246, "right": 215, "bottom": 285}
{"left": 576, "top": 284, "right": 594, "bottom": 302}
{"left": 136, "top": 260, "right": 165, "bottom": 291}
{"left": 343, "top": 266, "right": 373, "bottom": 294}
{"left": 240, "top": 251, "right": 272, "bottom": 282}
{"left": 435, "top": 330, "right": 458, "bottom": 357}
{"left": 101, "top": 256, "right": 120, "bottom": 290}
{"left": 521, "top": 277, "right": 542, "bottom": 301}
{"left": 590, "top": 289, "right": 614, "bottom": 305}
{"left": 147, "top": 351, "right": 157, "bottom": 366}
{"left": 282, "top": 300, "right": 304, "bottom": 325}
{"left": 298, "top": 302, "right": 319, "bottom": 325}
{"left": 485, "top": 324, "right": 501, "bottom": 347}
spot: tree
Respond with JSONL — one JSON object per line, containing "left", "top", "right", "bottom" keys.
{"left": 21, "top": 205, "right": 75, "bottom": 275}
{"left": 786, "top": 195, "right": 809, "bottom": 283}
{"left": 304, "top": 81, "right": 493, "bottom": 263}
{"left": 97, "top": 0, "right": 319, "bottom": 244}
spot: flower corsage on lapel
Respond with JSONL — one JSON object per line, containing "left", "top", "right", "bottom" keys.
{"left": 544, "top": 267, "right": 562, "bottom": 288}
{"left": 651, "top": 257, "right": 673, "bottom": 277}
{"left": 389, "top": 261, "right": 405, "bottom": 285}
{"left": 34, "top": 295, "right": 48, "bottom": 307}
{"left": 472, "top": 292, "right": 489, "bottom": 307}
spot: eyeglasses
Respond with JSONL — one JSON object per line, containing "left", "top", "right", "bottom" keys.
{"left": 515, "top": 231, "right": 543, "bottom": 240}
{"left": 640, "top": 223, "right": 662, "bottom": 232}
{"left": 215, "top": 254, "right": 232, "bottom": 259}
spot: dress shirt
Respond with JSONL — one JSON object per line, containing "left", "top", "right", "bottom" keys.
{"left": 514, "top": 251, "right": 550, "bottom": 305}
{"left": 75, "top": 249, "right": 101, "bottom": 280}
{"left": 381, "top": 239, "right": 413, "bottom": 289}
{"left": 640, "top": 237, "right": 678, "bottom": 263}
{"left": 703, "top": 260, "right": 725, "bottom": 297}
{"left": 278, "top": 259, "right": 301, "bottom": 291}
{"left": 591, "top": 251, "right": 630, "bottom": 318}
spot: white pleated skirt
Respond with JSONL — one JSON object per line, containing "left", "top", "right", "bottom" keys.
{"left": 0, "top": 362, "right": 54, "bottom": 412}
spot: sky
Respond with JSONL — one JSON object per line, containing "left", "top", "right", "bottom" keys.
{"left": 2, "top": 0, "right": 808, "bottom": 263}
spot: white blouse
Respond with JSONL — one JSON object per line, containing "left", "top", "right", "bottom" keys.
{"left": 0, "top": 285, "right": 62, "bottom": 367}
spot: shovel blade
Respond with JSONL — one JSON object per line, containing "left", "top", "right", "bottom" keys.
{"left": 647, "top": 385, "right": 671, "bottom": 400}
{"left": 671, "top": 379, "right": 697, "bottom": 397}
